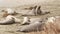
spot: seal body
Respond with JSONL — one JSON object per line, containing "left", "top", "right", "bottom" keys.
{"left": 0, "top": 15, "right": 15, "bottom": 25}
{"left": 0, "top": 15, "right": 21, "bottom": 25}
{"left": 21, "top": 17, "right": 30, "bottom": 25}
{"left": 17, "top": 21, "right": 44, "bottom": 32}
{"left": 6, "top": 15, "right": 21, "bottom": 23}
{"left": 6, "top": 8, "right": 15, "bottom": 15}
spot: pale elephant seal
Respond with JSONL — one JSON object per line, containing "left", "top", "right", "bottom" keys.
{"left": 6, "top": 8, "right": 17, "bottom": 15}
{"left": 0, "top": 15, "right": 21, "bottom": 25}
{"left": 22, "top": 5, "right": 37, "bottom": 16}
{"left": 36, "top": 6, "right": 50, "bottom": 15}
{"left": 46, "top": 17, "right": 56, "bottom": 23}
{"left": 21, "top": 17, "right": 30, "bottom": 25}
{"left": 0, "top": 16, "right": 15, "bottom": 25}
{"left": 2, "top": 8, "right": 18, "bottom": 17}
{"left": 35, "top": 6, "right": 42, "bottom": 15}
{"left": 17, "top": 20, "right": 44, "bottom": 32}
{"left": 5, "top": 15, "right": 21, "bottom": 23}
{"left": 21, "top": 17, "right": 46, "bottom": 25}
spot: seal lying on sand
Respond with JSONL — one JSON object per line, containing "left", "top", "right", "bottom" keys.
{"left": 21, "top": 16, "right": 46, "bottom": 25}
{"left": 43, "top": 16, "right": 60, "bottom": 34}
{"left": 22, "top": 5, "right": 50, "bottom": 16}
{"left": 36, "top": 6, "right": 50, "bottom": 15}
{"left": 0, "top": 15, "right": 15, "bottom": 25}
{"left": 2, "top": 8, "right": 18, "bottom": 17}
{"left": 22, "top": 5, "right": 37, "bottom": 16}
{"left": 0, "top": 15, "right": 21, "bottom": 25}
{"left": 17, "top": 19, "right": 45, "bottom": 32}
{"left": 6, "top": 15, "right": 21, "bottom": 23}
{"left": 21, "top": 17, "right": 30, "bottom": 25}
{"left": 6, "top": 8, "right": 17, "bottom": 15}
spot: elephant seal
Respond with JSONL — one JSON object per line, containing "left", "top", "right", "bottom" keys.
{"left": 46, "top": 17, "right": 56, "bottom": 23}
{"left": 22, "top": 5, "right": 37, "bottom": 16}
{"left": 36, "top": 6, "right": 50, "bottom": 15}
{"left": 6, "top": 8, "right": 17, "bottom": 15}
{"left": 21, "top": 17, "right": 46, "bottom": 25}
{"left": 21, "top": 17, "right": 30, "bottom": 25}
{"left": 22, "top": 5, "right": 50, "bottom": 16}
{"left": 0, "top": 15, "right": 15, "bottom": 25}
{"left": 35, "top": 6, "right": 42, "bottom": 15}
{"left": 2, "top": 8, "right": 18, "bottom": 17}
{"left": 0, "top": 15, "right": 21, "bottom": 25}
{"left": 17, "top": 20, "right": 45, "bottom": 32}
{"left": 5, "top": 15, "right": 21, "bottom": 23}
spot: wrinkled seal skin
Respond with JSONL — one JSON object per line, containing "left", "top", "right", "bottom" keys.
{"left": 17, "top": 21, "right": 44, "bottom": 32}
{"left": 0, "top": 17, "right": 15, "bottom": 25}
{"left": 0, "top": 15, "right": 16, "bottom": 25}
